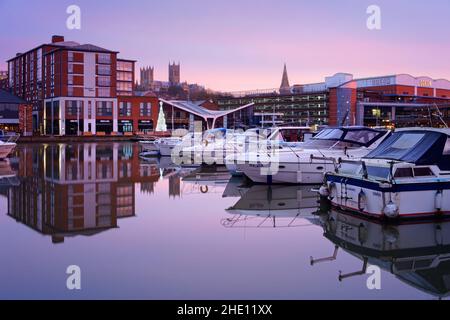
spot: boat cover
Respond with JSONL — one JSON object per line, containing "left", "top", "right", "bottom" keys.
{"left": 365, "top": 130, "right": 450, "bottom": 170}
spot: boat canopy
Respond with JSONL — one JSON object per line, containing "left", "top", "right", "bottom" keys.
{"left": 312, "top": 127, "right": 387, "bottom": 147}
{"left": 365, "top": 129, "right": 450, "bottom": 170}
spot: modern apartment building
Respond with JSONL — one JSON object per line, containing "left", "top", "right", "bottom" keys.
{"left": 7, "top": 35, "right": 157, "bottom": 136}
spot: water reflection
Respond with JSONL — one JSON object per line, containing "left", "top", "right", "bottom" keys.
{"left": 313, "top": 210, "right": 450, "bottom": 299}
{"left": 3, "top": 142, "right": 450, "bottom": 299}
{"left": 8, "top": 143, "right": 160, "bottom": 243}
{"left": 223, "top": 184, "right": 320, "bottom": 228}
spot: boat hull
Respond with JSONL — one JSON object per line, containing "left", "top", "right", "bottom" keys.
{"left": 237, "top": 161, "right": 336, "bottom": 184}
{"left": 327, "top": 175, "right": 450, "bottom": 219}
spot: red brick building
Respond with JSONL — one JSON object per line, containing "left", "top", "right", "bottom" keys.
{"left": 7, "top": 35, "right": 157, "bottom": 136}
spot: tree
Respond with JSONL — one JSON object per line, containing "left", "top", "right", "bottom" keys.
{"left": 156, "top": 103, "right": 168, "bottom": 132}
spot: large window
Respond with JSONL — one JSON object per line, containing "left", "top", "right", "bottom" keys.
{"left": 98, "top": 76, "right": 111, "bottom": 87}
{"left": 117, "top": 71, "right": 132, "bottom": 81}
{"left": 119, "top": 102, "right": 131, "bottom": 116}
{"left": 97, "top": 87, "right": 111, "bottom": 97}
{"left": 140, "top": 102, "right": 151, "bottom": 116}
{"left": 97, "top": 53, "right": 111, "bottom": 64}
{"left": 117, "top": 61, "right": 133, "bottom": 71}
{"left": 96, "top": 101, "right": 113, "bottom": 116}
{"left": 97, "top": 64, "right": 111, "bottom": 76}
{"left": 66, "top": 101, "right": 81, "bottom": 116}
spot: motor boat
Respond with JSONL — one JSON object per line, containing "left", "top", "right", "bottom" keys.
{"left": 234, "top": 126, "right": 389, "bottom": 184}
{"left": 0, "top": 135, "right": 19, "bottom": 159}
{"left": 182, "top": 126, "right": 312, "bottom": 166}
{"left": 322, "top": 128, "right": 450, "bottom": 220}
{"left": 160, "top": 128, "right": 234, "bottom": 158}
{"left": 311, "top": 209, "right": 450, "bottom": 298}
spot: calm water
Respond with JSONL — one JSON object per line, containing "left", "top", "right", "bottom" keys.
{"left": 0, "top": 142, "right": 447, "bottom": 300}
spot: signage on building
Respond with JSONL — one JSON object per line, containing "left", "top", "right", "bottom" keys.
{"left": 418, "top": 79, "right": 433, "bottom": 87}
{"left": 139, "top": 120, "right": 152, "bottom": 124}
{"left": 98, "top": 120, "right": 111, "bottom": 123}
{"left": 358, "top": 76, "right": 394, "bottom": 88}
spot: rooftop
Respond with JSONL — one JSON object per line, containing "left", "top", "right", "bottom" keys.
{"left": 0, "top": 89, "right": 27, "bottom": 104}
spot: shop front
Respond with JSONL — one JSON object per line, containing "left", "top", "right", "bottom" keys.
{"left": 138, "top": 120, "right": 153, "bottom": 132}
{"left": 118, "top": 120, "right": 133, "bottom": 133}
{"left": 65, "top": 119, "right": 84, "bottom": 136}
{"left": 95, "top": 119, "right": 113, "bottom": 134}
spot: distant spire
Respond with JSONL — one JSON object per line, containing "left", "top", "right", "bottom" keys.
{"left": 280, "top": 63, "right": 290, "bottom": 90}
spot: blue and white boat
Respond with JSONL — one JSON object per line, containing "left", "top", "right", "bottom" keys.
{"left": 324, "top": 128, "right": 450, "bottom": 219}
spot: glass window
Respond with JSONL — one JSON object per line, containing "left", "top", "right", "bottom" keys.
{"left": 96, "top": 101, "right": 113, "bottom": 116}
{"left": 119, "top": 102, "right": 131, "bottom": 116}
{"left": 394, "top": 167, "right": 413, "bottom": 178}
{"left": 97, "top": 53, "right": 111, "bottom": 64}
{"left": 98, "top": 76, "right": 111, "bottom": 86}
{"left": 97, "top": 64, "right": 111, "bottom": 76}
{"left": 366, "top": 166, "right": 391, "bottom": 180}
{"left": 140, "top": 102, "right": 151, "bottom": 116}
{"left": 444, "top": 138, "right": 450, "bottom": 155}
{"left": 344, "top": 130, "right": 381, "bottom": 145}
{"left": 414, "top": 167, "right": 434, "bottom": 177}
{"left": 314, "top": 129, "right": 344, "bottom": 140}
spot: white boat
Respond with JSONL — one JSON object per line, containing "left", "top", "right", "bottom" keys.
{"left": 0, "top": 135, "right": 18, "bottom": 159}
{"left": 234, "top": 126, "right": 389, "bottom": 184}
{"left": 323, "top": 128, "right": 450, "bottom": 219}
{"left": 182, "top": 126, "right": 312, "bottom": 166}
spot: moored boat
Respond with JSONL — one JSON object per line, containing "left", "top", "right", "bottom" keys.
{"left": 323, "top": 128, "right": 450, "bottom": 219}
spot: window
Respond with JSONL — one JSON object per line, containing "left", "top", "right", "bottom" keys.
{"left": 444, "top": 138, "right": 450, "bottom": 155}
{"left": 97, "top": 64, "right": 111, "bottom": 76}
{"left": 96, "top": 101, "right": 113, "bottom": 116}
{"left": 140, "top": 102, "right": 151, "bottom": 116}
{"left": 66, "top": 101, "right": 81, "bottom": 116}
{"left": 394, "top": 167, "right": 413, "bottom": 178}
{"left": 68, "top": 86, "right": 74, "bottom": 97}
{"left": 68, "top": 63, "right": 74, "bottom": 74}
{"left": 98, "top": 76, "right": 111, "bottom": 87}
{"left": 68, "top": 52, "right": 74, "bottom": 62}
{"left": 97, "top": 53, "right": 111, "bottom": 64}
{"left": 117, "top": 61, "right": 133, "bottom": 71}
{"left": 414, "top": 167, "right": 434, "bottom": 177}
{"left": 97, "top": 87, "right": 110, "bottom": 97}
{"left": 117, "top": 71, "right": 132, "bottom": 81}
{"left": 68, "top": 75, "right": 74, "bottom": 85}
{"left": 119, "top": 102, "right": 131, "bottom": 116}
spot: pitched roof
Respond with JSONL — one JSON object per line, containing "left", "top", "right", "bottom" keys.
{"left": 0, "top": 89, "right": 27, "bottom": 104}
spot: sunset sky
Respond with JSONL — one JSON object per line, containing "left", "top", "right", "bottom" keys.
{"left": 1, "top": 0, "right": 449, "bottom": 91}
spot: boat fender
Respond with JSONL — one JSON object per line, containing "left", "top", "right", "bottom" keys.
{"left": 358, "top": 190, "right": 367, "bottom": 211}
{"left": 435, "top": 190, "right": 443, "bottom": 212}
{"left": 319, "top": 184, "right": 330, "bottom": 197}
{"left": 383, "top": 201, "right": 399, "bottom": 219}
{"left": 200, "top": 185, "right": 209, "bottom": 194}
{"left": 328, "top": 182, "right": 336, "bottom": 200}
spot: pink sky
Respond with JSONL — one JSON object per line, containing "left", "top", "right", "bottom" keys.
{"left": 1, "top": 0, "right": 449, "bottom": 91}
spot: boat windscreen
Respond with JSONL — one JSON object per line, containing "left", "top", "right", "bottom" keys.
{"left": 365, "top": 131, "right": 448, "bottom": 165}
{"left": 312, "top": 128, "right": 386, "bottom": 147}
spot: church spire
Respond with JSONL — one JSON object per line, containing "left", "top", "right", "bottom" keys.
{"left": 280, "top": 63, "right": 290, "bottom": 94}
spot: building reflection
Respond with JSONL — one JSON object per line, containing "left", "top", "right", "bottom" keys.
{"left": 311, "top": 209, "right": 450, "bottom": 299}
{"left": 7, "top": 143, "right": 159, "bottom": 243}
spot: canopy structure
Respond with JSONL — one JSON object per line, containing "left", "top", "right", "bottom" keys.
{"left": 159, "top": 99, "right": 255, "bottom": 130}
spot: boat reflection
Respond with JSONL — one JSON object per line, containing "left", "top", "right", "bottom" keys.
{"left": 223, "top": 184, "right": 321, "bottom": 228}
{"left": 7, "top": 143, "right": 160, "bottom": 243}
{"left": 312, "top": 209, "right": 450, "bottom": 298}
